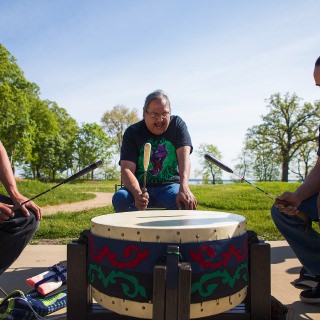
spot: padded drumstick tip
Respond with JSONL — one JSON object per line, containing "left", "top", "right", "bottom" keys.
{"left": 204, "top": 154, "right": 233, "bottom": 173}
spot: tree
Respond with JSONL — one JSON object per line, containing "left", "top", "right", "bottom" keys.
{"left": 26, "top": 100, "right": 79, "bottom": 180}
{"left": 246, "top": 93, "right": 320, "bottom": 181}
{"left": 49, "top": 102, "right": 79, "bottom": 175}
{"left": 0, "top": 44, "right": 39, "bottom": 170}
{"left": 233, "top": 147, "right": 253, "bottom": 179}
{"left": 27, "top": 99, "right": 60, "bottom": 179}
{"left": 101, "top": 105, "right": 139, "bottom": 153}
{"left": 39, "top": 134, "right": 70, "bottom": 181}
{"left": 73, "top": 123, "right": 113, "bottom": 179}
{"left": 289, "top": 140, "right": 318, "bottom": 181}
{"left": 197, "top": 143, "right": 222, "bottom": 184}
{"left": 245, "top": 126, "right": 280, "bottom": 181}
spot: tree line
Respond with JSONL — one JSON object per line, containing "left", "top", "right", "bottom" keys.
{"left": 198, "top": 94, "right": 320, "bottom": 183}
{"left": 1, "top": 44, "right": 319, "bottom": 182}
{"left": 0, "top": 44, "right": 138, "bottom": 181}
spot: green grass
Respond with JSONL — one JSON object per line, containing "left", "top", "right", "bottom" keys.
{"left": 2, "top": 179, "right": 307, "bottom": 242}
{"left": 32, "top": 206, "right": 115, "bottom": 244}
{"left": 191, "top": 182, "right": 301, "bottom": 240}
{"left": 0, "top": 179, "right": 118, "bottom": 206}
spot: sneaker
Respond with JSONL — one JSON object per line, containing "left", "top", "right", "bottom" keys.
{"left": 293, "top": 267, "right": 320, "bottom": 289}
{"left": 291, "top": 267, "right": 320, "bottom": 289}
{"left": 294, "top": 277, "right": 320, "bottom": 289}
{"left": 300, "top": 282, "right": 320, "bottom": 303}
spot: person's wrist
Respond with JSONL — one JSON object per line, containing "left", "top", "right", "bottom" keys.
{"left": 9, "top": 190, "right": 22, "bottom": 201}
{"left": 179, "top": 183, "right": 189, "bottom": 192}
{"left": 292, "top": 191, "right": 303, "bottom": 205}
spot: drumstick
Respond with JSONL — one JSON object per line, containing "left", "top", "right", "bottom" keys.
{"left": 12, "top": 160, "right": 104, "bottom": 211}
{"left": 204, "top": 154, "right": 311, "bottom": 231}
{"left": 143, "top": 143, "right": 151, "bottom": 192}
{"left": 204, "top": 154, "right": 274, "bottom": 199}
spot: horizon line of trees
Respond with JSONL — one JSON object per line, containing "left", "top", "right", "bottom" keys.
{"left": 0, "top": 44, "right": 116, "bottom": 181}
{"left": 198, "top": 93, "right": 320, "bottom": 183}
{"left": 1, "top": 43, "right": 320, "bottom": 183}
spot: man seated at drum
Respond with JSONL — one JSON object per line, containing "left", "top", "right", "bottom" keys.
{"left": 0, "top": 141, "right": 42, "bottom": 276}
{"left": 112, "top": 89, "right": 197, "bottom": 212}
{"left": 271, "top": 56, "right": 320, "bottom": 303}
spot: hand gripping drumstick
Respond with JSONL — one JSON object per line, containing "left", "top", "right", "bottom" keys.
{"left": 204, "top": 154, "right": 311, "bottom": 231}
{"left": 12, "top": 160, "right": 104, "bottom": 211}
{"left": 143, "top": 143, "right": 151, "bottom": 193}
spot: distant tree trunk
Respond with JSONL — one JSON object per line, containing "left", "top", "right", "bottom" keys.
{"left": 282, "top": 160, "right": 289, "bottom": 182}
{"left": 36, "top": 168, "right": 41, "bottom": 179}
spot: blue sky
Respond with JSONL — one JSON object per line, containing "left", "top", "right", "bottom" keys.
{"left": 1, "top": 0, "right": 320, "bottom": 178}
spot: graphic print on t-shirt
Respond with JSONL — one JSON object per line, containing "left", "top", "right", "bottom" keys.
{"left": 150, "top": 144, "right": 168, "bottom": 175}
{"left": 137, "top": 137, "right": 178, "bottom": 185}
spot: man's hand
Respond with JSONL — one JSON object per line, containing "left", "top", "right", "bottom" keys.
{"left": 0, "top": 202, "right": 14, "bottom": 223}
{"left": 176, "top": 187, "right": 197, "bottom": 210}
{"left": 12, "top": 194, "right": 42, "bottom": 221}
{"left": 274, "top": 192, "right": 301, "bottom": 216}
{"left": 134, "top": 188, "right": 149, "bottom": 211}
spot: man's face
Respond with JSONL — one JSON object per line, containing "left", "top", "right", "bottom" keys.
{"left": 314, "top": 66, "right": 320, "bottom": 87}
{"left": 143, "top": 99, "right": 171, "bottom": 135}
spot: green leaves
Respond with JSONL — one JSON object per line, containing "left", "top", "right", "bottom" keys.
{"left": 197, "top": 143, "right": 223, "bottom": 184}
{"left": 244, "top": 93, "right": 320, "bottom": 181}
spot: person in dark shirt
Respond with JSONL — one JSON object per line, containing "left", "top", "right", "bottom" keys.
{"left": 112, "top": 89, "right": 197, "bottom": 212}
{"left": 271, "top": 56, "right": 320, "bottom": 303}
{"left": 0, "top": 141, "right": 41, "bottom": 275}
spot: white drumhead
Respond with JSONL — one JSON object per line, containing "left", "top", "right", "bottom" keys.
{"left": 91, "top": 210, "right": 246, "bottom": 242}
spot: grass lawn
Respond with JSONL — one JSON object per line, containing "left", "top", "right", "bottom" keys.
{"left": 0, "top": 179, "right": 310, "bottom": 242}
{"left": 191, "top": 182, "right": 301, "bottom": 241}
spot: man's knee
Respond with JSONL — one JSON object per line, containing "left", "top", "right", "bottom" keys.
{"left": 271, "top": 204, "right": 287, "bottom": 228}
{"left": 19, "top": 212, "right": 39, "bottom": 239}
{"left": 112, "top": 189, "right": 133, "bottom": 212}
{"left": 29, "top": 213, "right": 40, "bottom": 235}
{"left": 271, "top": 204, "right": 280, "bottom": 220}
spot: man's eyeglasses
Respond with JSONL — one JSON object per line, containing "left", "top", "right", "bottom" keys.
{"left": 145, "top": 110, "right": 170, "bottom": 119}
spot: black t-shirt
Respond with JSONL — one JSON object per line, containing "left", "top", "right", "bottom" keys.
{"left": 120, "top": 115, "right": 193, "bottom": 186}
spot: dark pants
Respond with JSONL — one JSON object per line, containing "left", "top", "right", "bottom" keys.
{"left": 0, "top": 194, "right": 39, "bottom": 275}
{"left": 271, "top": 193, "right": 320, "bottom": 275}
{"left": 112, "top": 184, "right": 180, "bottom": 212}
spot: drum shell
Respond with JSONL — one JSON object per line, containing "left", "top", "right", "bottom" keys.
{"left": 89, "top": 210, "right": 248, "bottom": 319}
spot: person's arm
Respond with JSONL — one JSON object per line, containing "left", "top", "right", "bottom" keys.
{"left": 175, "top": 146, "right": 197, "bottom": 210}
{"left": 121, "top": 160, "right": 148, "bottom": 210}
{"left": 275, "top": 157, "right": 320, "bottom": 215}
{"left": 0, "top": 142, "right": 21, "bottom": 201}
{"left": 295, "top": 157, "right": 320, "bottom": 200}
{"left": 0, "top": 142, "right": 42, "bottom": 221}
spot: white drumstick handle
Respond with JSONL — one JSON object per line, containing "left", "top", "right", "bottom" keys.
{"left": 143, "top": 143, "right": 151, "bottom": 172}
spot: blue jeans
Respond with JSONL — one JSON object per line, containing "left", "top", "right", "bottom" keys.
{"left": 271, "top": 193, "right": 320, "bottom": 275}
{"left": 112, "top": 184, "right": 180, "bottom": 212}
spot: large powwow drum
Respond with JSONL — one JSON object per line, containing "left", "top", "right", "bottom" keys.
{"left": 88, "top": 210, "right": 248, "bottom": 318}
